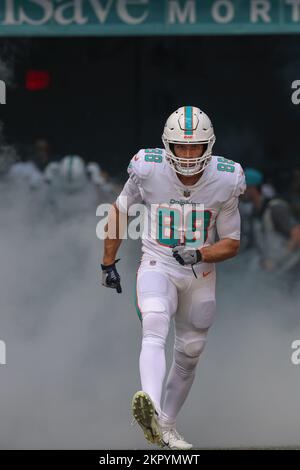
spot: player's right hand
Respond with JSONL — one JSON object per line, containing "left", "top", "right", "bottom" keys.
{"left": 101, "top": 259, "right": 122, "bottom": 294}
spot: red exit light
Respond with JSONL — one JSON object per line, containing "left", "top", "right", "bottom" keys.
{"left": 26, "top": 70, "right": 50, "bottom": 91}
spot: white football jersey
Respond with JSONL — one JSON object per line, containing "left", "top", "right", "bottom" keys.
{"left": 116, "top": 148, "right": 246, "bottom": 273}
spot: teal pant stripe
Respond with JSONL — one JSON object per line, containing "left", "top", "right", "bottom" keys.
{"left": 134, "top": 275, "right": 142, "bottom": 323}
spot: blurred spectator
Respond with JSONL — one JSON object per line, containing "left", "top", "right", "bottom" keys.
{"left": 244, "top": 168, "right": 300, "bottom": 274}
{"left": 239, "top": 197, "right": 254, "bottom": 252}
{"left": 262, "top": 181, "right": 276, "bottom": 199}
{"left": 289, "top": 168, "right": 300, "bottom": 221}
{"left": 239, "top": 168, "right": 263, "bottom": 251}
{"left": 31, "top": 138, "right": 52, "bottom": 172}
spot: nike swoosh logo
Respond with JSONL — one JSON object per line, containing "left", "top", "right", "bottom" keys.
{"left": 203, "top": 271, "right": 212, "bottom": 278}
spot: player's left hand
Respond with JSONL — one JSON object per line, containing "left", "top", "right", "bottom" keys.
{"left": 172, "top": 244, "right": 202, "bottom": 266}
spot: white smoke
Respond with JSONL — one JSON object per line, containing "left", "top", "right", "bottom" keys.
{"left": 0, "top": 178, "right": 300, "bottom": 449}
{"left": 0, "top": 179, "right": 143, "bottom": 449}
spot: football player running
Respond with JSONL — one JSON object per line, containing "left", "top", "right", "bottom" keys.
{"left": 101, "top": 106, "right": 246, "bottom": 449}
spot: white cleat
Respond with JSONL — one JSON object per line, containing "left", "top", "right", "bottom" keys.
{"left": 131, "top": 391, "right": 164, "bottom": 447}
{"left": 161, "top": 426, "right": 193, "bottom": 450}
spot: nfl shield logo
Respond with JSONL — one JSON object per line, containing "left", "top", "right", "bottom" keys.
{"left": 183, "top": 189, "right": 191, "bottom": 198}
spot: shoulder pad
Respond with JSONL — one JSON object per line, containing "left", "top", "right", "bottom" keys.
{"left": 211, "top": 156, "right": 246, "bottom": 198}
{"left": 127, "top": 148, "right": 163, "bottom": 184}
{"left": 234, "top": 163, "right": 246, "bottom": 197}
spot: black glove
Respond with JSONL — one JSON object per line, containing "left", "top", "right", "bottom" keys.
{"left": 101, "top": 259, "right": 122, "bottom": 294}
{"left": 172, "top": 244, "right": 202, "bottom": 266}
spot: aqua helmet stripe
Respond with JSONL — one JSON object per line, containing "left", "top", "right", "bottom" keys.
{"left": 184, "top": 106, "right": 193, "bottom": 137}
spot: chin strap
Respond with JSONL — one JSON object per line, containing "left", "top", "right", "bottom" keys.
{"left": 191, "top": 264, "right": 198, "bottom": 279}
{"left": 191, "top": 249, "right": 202, "bottom": 279}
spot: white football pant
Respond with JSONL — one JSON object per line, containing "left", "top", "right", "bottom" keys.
{"left": 136, "top": 257, "right": 216, "bottom": 426}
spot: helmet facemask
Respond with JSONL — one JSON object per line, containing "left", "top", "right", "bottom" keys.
{"left": 162, "top": 135, "right": 216, "bottom": 177}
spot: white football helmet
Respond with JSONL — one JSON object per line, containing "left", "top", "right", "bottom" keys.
{"left": 59, "top": 155, "right": 86, "bottom": 191}
{"left": 162, "top": 106, "right": 216, "bottom": 176}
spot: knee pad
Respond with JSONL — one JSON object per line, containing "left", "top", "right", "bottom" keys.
{"left": 175, "top": 329, "right": 207, "bottom": 358}
{"left": 190, "top": 299, "right": 216, "bottom": 329}
{"left": 139, "top": 297, "right": 167, "bottom": 316}
{"left": 183, "top": 338, "right": 206, "bottom": 358}
{"left": 175, "top": 337, "right": 206, "bottom": 359}
{"left": 141, "top": 299, "right": 170, "bottom": 347}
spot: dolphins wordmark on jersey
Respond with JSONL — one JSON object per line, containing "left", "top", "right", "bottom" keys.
{"left": 116, "top": 148, "right": 246, "bottom": 271}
